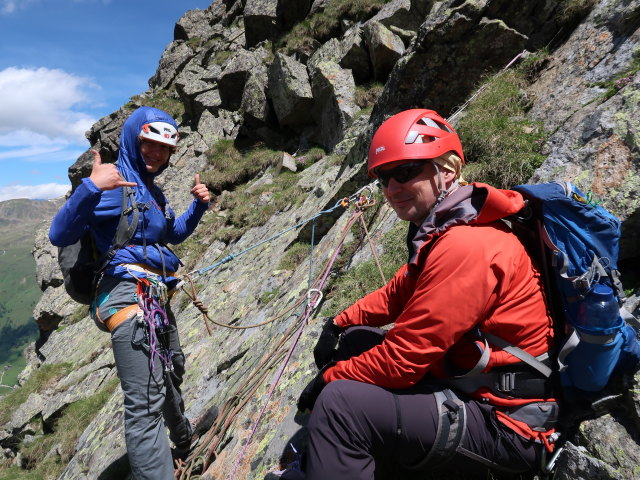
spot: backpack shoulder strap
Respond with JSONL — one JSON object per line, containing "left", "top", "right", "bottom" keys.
{"left": 483, "top": 332, "right": 552, "bottom": 378}
{"left": 97, "top": 187, "right": 139, "bottom": 271}
{"left": 112, "top": 186, "right": 138, "bottom": 249}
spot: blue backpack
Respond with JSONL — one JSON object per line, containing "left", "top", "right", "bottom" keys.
{"left": 510, "top": 182, "right": 640, "bottom": 399}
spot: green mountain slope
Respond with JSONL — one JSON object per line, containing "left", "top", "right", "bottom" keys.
{"left": 0, "top": 198, "right": 64, "bottom": 390}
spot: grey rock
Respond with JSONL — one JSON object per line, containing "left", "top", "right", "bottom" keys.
{"left": 218, "top": 49, "right": 266, "bottom": 111}
{"left": 363, "top": 21, "right": 405, "bottom": 81}
{"left": 310, "top": 61, "right": 358, "bottom": 151}
{"left": 174, "top": 7, "right": 216, "bottom": 42}
{"left": 268, "top": 53, "right": 314, "bottom": 128}
{"left": 340, "top": 25, "right": 372, "bottom": 84}
{"left": 371, "top": 0, "right": 423, "bottom": 32}
{"left": 555, "top": 442, "right": 625, "bottom": 480}
{"left": 373, "top": 1, "right": 528, "bottom": 122}
{"left": 32, "top": 285, "right": 78, "bottom": 332}
{"left": 33, "top": 222, "right": 63, "bottom": 290}
{"left": 240, "top": 67, "right": 270, "bottom": 126}
{"left": 244, "top": 0, "right": 279, "bottom": 47}
{"left": 309, "top": 0, "right": 329, "bottom": 16}
{"left": 307, "top": 38, "right": 343, "bottom": 73}
{"left": 149, "top": 40, "right": 195, "bottom": 90}
{"left": 279, "top": 0, "right": 312, "bottom": 30}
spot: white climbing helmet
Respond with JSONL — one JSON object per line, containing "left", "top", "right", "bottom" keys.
{"left": 139, "top": 121, "right": 179, "bottom": 149}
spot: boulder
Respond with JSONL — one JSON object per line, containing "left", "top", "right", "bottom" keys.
{"left": 32, "top": 285, "right": 78, "bottom": 332}
{"left": 310, "top": 61, "right": 358, "bottom": 151}
{"left": 244, "top": 0, "right": 279, "bottom": 48}
{"left": 33, "top": 224, "right": 62, "bottom": 290}
{"left": 370, "top": 0, "right": 422, "bottom": 32}
{"left": 372, "top": 1, "right": 528, "bottom": 122}
{"left": 340, "top": 25, "right": 372, "bottom": 84}
{"left": 218, "top": 49, "right": 265, "bottom": 111}
{"left": 279, "top": 0, "right": 312, "bottom": 30}
{"left": 309, "top": 0, "right": 329, "bottom": 16}
{"left": 268, "top": 53, "right": 314, "bottom": 128}
{"left": 307, "top": 38, "right": 342, "bottom": 73}
{"left": 174, "top": 8, "right": 214, "bottom": 42}
{"left": 364, "top": 21, "right": 405, "bottom": 81}
{"left": 240, "top": 67, "right": 270, "bottom": 126}
{"left": 148, "top": 40, "right": 195, "bottom": 90}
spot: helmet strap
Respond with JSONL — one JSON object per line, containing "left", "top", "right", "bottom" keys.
{"left": 432, "top": 162, "right": 459, "bottom": 209}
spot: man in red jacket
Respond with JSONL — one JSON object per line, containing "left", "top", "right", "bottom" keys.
{"left": 296, "top": 109, "right": 557, "bottom": 479}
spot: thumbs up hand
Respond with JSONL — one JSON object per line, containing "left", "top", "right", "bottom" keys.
{"left": 88, "top": 149, "right": 137, "bottom": 191}
{"left": 191, "top": 174, "right": 210, "bottom": 204}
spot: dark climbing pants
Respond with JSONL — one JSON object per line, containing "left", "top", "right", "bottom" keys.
{"left": 97, "top": 277, "right": 191, "bottom": 480}
{"left": 305, "top": 327, "right": 543, "bottom": 480}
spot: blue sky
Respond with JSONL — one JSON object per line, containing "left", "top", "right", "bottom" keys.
{"left": 0, "top": 0, "right": 213, "bottom": 201}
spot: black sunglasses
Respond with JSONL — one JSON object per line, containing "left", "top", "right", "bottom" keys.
{"left": 376, "top": 162, "right": 426, "bottom": 188}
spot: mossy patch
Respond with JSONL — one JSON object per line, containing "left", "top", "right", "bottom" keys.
{"left": 457, "top": 68, "right": 546, "bottom": 188}
{"left": 279, "top": 0, "right": 390, "bottom": 56}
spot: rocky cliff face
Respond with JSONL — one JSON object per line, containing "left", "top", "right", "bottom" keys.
{"left": 3, "top": 0, "right": 640, "bottom": 478}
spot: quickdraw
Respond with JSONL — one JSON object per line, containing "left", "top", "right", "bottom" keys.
{"left": 131, "top": 277, "right": 174, "bottom": 372}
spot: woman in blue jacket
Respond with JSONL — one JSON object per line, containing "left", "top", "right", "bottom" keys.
{"left": 50, "top": 106, "right": 212, "bottom": 479}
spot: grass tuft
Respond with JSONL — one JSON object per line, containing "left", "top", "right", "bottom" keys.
{"left": 0, "top": 363, "right": 73, "bottom": 426}
{"left": 279, "top": 0, "right": 389, "bottom": 56}
{"left": 456, "top": 69, "right": 546, "bottom": 188}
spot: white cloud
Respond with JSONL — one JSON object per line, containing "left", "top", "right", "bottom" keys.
{"left": 0, "top": 0, "right": 37, "bottom": 14}
{"left": 0, "top": 183, "right": 69, "bottom": 201}
{"left": 0, "top": 67, "right": 97, "bottom": 144}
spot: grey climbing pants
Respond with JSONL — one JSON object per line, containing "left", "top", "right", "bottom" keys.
{"left": 305, "top": 326, "right": 543, "bottom": 480}
{"left": 98, "top": 277, "right": 191, "bottom": 480}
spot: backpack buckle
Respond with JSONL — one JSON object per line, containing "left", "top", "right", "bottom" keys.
{"left": 498, "top": 372, "right": 516, "bottom": 393}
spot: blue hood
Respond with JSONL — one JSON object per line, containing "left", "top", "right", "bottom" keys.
{"left": 117, "top": 106, "right": 178, "bottom": 185}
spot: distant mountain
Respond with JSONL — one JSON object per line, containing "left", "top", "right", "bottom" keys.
{"left": 0, "top": 197, "right": 64, "bottom": 387}
{"left": 0, "top": 198, "right": 64, "bottom": 231}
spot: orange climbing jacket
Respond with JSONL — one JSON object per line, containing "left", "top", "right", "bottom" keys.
{"left": 323, "top": 183, "right": 556, "bottom": 446}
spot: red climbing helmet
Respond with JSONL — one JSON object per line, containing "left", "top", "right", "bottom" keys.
{"left": 367, "top": 109, "right": 464, "bottom": 177}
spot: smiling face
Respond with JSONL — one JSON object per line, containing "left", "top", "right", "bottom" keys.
{"left": 378, "top": 159, "right": 455, "bottom": 225}
{"left": 140, "top": 139, "right": 172, "bottom": 173}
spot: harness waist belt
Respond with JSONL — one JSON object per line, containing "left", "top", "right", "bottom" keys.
{"left": 445, "top": 369, "right": 552, "bottom": 399}
{"left": 121, "top": 263, "right": 177, "bottom": 278}
{"left": 104, "top": 304, "right": 138, "bottom": 332}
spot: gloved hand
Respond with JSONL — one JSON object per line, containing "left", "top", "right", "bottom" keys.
{"left": 313, "top": 317, "right": 343, "bottom": 369}
{"left": 297, "top": 372, "right": 327, "bottom": 412}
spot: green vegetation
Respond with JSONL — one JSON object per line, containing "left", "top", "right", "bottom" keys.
{"left": 457, "top": 68, "right": 547, "bottom": 188}
{"left": 219, "top": 171, "right": 307, "bottom": 233}
{"left": 212, "top": 50, "right": 233, "bottom": 66}
{"left": 355, "top": 82, "right": 384, "bottom": 109}
{"left": 128, "top": 88, "right": 185, "bottom": 120}
{"left": 0, "top": 199, "right": 61, "bottom": 388}
{"left": 590, "top": 48, "right": 640, "bottom": 100}
{"left": 259, "top": 287, "right": 281, "bottom": 305}
{"left": 557, "top": 0, "right": 597, "bottom": 25}
{"left": 0, "top": 378, "right": 119, "bottom": 479}
{"left": 279, "top": 0, "right": 389, "bottom": 55}
{"left": 177, "top": 141, "right": 314, "bottom": 266}
{"left": 325, "top": 220, "right": 407, "bottom": 316}
{"left": 279, "top": 242, "right": 313, "bottom": 271}
{"left": 0, "top": 363, "right": 73, "bottom": 425}
{"left": 201, "top": 140, "right": 282, "bottom": 193}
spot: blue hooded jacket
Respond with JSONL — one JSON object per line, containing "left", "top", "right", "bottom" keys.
{"left": 49, "top": 106, "right": 208, "bottom": 281}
